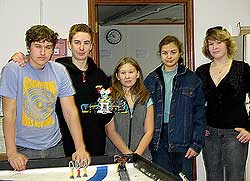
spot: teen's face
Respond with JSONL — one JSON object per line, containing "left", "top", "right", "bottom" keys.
{"left": 28, "top": 41, "right": 54, "bottom": 69}
{"left": 69, "top": 32, "right": 93, "bottom": 62}
{"left": 116, "top": 63, "right": 139, "bottom": 89}
{"left": 208, "top": 40, "right": 228, "bottom": 60}
{"left": 160, "top": 42, "right": 180, "bottom": 71}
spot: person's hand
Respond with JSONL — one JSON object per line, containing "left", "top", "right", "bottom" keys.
{"left": 185, "top": 148, "right": 198, "bottom": 159}
{"left": 235, "top": 128, "right": 250, "bottom": 143}
{"left": 125, "top": 150, "right": 133, "bottom": 154}
{"left": 11, "top": 52, "right": 28, "bottom": 67}
{"left": 133, "top": 149, "right": 142, "bottom": 155}
{"left": 72, "top": 148, "right": 91, "bottom": 166}
{"left": 7, "top": 152, "right": 28, "bottom": 171}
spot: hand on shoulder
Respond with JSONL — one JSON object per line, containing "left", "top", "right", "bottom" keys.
{"left": 11, "top": 52, "right": 28, "bottom": 67}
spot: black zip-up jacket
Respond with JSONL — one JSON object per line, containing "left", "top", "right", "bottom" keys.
{"left": 55, "top": 56, "right": 112, "bottom": 156}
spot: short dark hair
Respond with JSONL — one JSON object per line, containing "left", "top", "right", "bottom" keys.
{"left": 159, "top": 35, "right": 184, "bottom": 64}
{"left": 25, "top": 25, "right": 58, "bottom": 49}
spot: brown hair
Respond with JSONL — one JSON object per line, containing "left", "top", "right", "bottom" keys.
{"left": 112, "top": 57, "right": 149, "bottom": 104}
{"left": 68, "top": 24, "right": 93, "bottom": 43}
{"left": 25, "top": 25, "right": 58, "bottom": 49}
{"left": 202, "top": 26, "right": 236, "bottom": 60}
{"left": 159, "top": 35, "right": 184, "bottom": 64}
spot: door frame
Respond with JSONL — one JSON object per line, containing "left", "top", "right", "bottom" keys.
{"left": 88, "top": 0, "right": 194, "bottom": 70}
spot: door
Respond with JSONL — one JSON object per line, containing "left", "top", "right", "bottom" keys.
{"left": 88, "top": 0, "right": 194, "bottom": 71}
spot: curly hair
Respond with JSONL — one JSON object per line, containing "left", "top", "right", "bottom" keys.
{"left": 25, "top": 25, "right": 58, "bottom": 49}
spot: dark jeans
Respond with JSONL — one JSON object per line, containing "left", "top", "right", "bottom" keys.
{"left": 203, "top": 126, "right": 249, "bottom": 181}
{"left": 17, "top": 140, "right": 65, "bottom": 159}
{"left": 151, "top": 124, "right": 193, "bottom": 181}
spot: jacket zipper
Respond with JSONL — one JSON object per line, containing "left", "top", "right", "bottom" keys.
{"left": 128, "top": 111, "right": 133, "bottom": 149}
{"left": 155, "top": 73, "right": 164, "bottom": 150}
{"left": 127, "top": 98, "right": 139, "bottom": 149}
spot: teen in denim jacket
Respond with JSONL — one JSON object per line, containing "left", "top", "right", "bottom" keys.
{"left": 144, "top": 35, "right": 206, "bottom": 180}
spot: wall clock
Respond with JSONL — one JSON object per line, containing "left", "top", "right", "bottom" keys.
{"left": 106, "top": 29, "right": 122, "bottom": 45}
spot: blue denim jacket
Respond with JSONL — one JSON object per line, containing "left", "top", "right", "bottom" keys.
{"left": 144, "top": 64, "right": 206, "bottom": 153}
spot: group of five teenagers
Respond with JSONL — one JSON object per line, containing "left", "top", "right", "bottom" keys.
{"left": 105, "top": 57, "right": 154, "bottom": 160}
{"left": 8, "top": 23, "right": 250, "bottom": 180}
{"left": 196, "top": 26, "right": 250, "bottom": 181}
{"left": 0, "top": 25, "right": 90, "bottom": 171}
{"left": 144, "top": 35, "right": 206, "bottom": 180}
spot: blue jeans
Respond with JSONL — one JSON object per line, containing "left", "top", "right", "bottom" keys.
{"left": 17, "top": 140, "right": 65, "bottom": 159}
{"left": 151, "top": 124, "right": 193, "bottom": 181}
{"left": 203, "top": 126, "right": 249, "bottom": 181}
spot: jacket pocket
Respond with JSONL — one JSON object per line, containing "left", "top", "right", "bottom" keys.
{"left": 181, "top": 87, "right": 194, "bottom": 97}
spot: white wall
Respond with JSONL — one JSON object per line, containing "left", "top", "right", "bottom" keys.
{"left": 194, "top": 0, "right": 250, "bottom": 68}
{"left": 0, "top": 0, "right": 39, "bottom": 70}
{"left": 1, "top": 0, "right": 250, "bottom": 180}
{"left": 42, "top": 0, "right": 88, "bottom": 39}
{"left": 0, "top": 0, "right": 88, "bottom": 71}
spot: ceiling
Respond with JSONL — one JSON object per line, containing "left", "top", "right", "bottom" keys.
{"left": 98, "top": 3, "right": 184, "bottom": 26}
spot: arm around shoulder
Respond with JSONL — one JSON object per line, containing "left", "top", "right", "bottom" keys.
{"left": 11, "top": 52, "right": 28, "bottom": 66}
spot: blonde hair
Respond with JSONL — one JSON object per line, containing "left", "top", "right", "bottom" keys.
{"left": 202, "top": 26, "right": 236, "bottom": 60}
{"left": 68, "top": 24, "right": 93, "bottom": 43}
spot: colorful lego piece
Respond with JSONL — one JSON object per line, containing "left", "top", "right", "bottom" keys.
{"left": 81, "top": 85, "right": 128, "bottom": 114}
{"left": 75, "top": 160, "right": 81, "bottom": 178}
{"left": 68, "top": 161, "right": 75, "bottom": 179}
{"left": 83, "top": 167, "right": 87, "bottom": 177}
